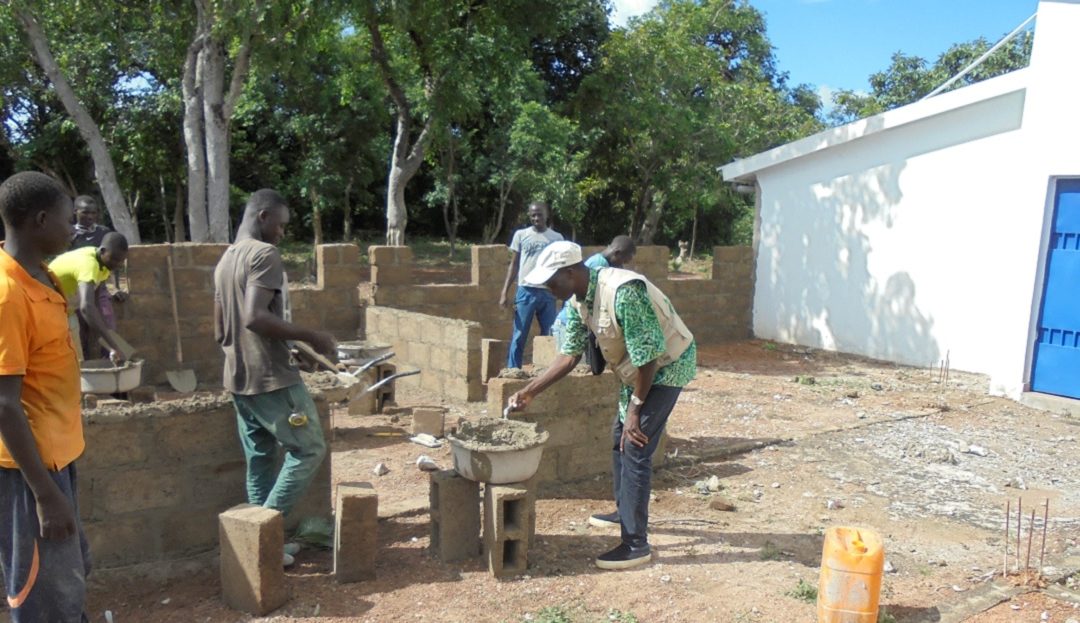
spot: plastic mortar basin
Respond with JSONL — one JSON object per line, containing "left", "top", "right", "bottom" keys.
{"left": 448, "top": 427, "right": 550, "bottom": 484}
{"left": 80, "top": 359, "right": 143, "bottom": 394}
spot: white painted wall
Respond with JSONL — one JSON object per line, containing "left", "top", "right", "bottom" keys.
{"left": 753, "top": 88, "right": 1028, "bottom": 382}
{"left": 745, "top": 0, "right": 1080, "bottom": 399}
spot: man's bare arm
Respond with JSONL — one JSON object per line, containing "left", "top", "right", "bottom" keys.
{"left": 0, "top": 376, "right": 75, "bottom": 540}
{"left": 242, "top": 285, "right": 336, "bottom": 358}
{"left": 77, "top": 282, "right": 124, "bottom": 360}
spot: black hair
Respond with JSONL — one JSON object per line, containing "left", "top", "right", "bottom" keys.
{"left": 244, "top": 188, "right": 288, "bottom": 218}
{"left": 101, "top": 231, "right": 128, "bottom": 253}
{"left": 0, "top": 171, "right": 69, "bottom": 229}
{"left": 74, "top": 195, "right": 98, "bottom": 211}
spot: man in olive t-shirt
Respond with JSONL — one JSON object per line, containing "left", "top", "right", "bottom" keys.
{"left": 213, "top": 189, "right": 337, "bottom": 566}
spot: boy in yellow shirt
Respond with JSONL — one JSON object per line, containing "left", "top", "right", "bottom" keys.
{"left": 48, "top": 233, "right": 129, "bottom": 361}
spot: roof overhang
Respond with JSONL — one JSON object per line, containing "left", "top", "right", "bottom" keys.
{"left": 718, "top": 67, "right": 1031, "bottom": 184}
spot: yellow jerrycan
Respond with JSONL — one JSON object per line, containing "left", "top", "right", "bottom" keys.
{"left": 817, "top": 526, "right": 884, "bottom": 622}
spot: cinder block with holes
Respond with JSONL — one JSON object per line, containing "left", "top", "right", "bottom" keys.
{"left": 429, "top": 470, "right": 480, "bottom": 562}
{"left": 482, "top": 483, "right": 535, "bottom": 578}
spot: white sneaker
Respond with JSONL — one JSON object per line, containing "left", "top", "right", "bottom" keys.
{"left": 284, "top": 542, "right": 301, "bottom": 556}
{"left": 283, "top": 552, "right": 295, "bottom": 567}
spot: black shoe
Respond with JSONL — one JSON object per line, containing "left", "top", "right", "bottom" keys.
{"left": 595, "top": 543, "right": 652, "bottom": 570}
{"left": 588, "top": 511, "right": 620, "bottom": 529}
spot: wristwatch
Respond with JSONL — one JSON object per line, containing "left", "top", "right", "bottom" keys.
{"left": 630, "top": 394, "right": 645, "bottom": 407}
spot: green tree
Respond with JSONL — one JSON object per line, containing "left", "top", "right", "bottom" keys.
{"left": 575, "top": 0, "right": 819, "bottom": 244}
{"left": 829, "top": 32, "right": 1033, "bottom": 125}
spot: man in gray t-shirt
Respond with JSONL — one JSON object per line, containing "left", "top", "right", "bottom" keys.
{"left": 499, "top": 201, "right": 563, "bottom": 368}
{"left": 213, "top": 189, "right": 337, "bottom": 567}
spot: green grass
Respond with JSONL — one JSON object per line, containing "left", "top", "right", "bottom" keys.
{"left": 785, "top": 579, "right": 818, "bottom": 603}
{"left": 606, "top": 610, "right": 639, "bottom": 623}
{"left": 877, "top": 608, "right": 897, "bottom": 623}
{"left": 534, "top": 606, "right": 574, "bottom": 623}
{"left": 759, "top": 540, "right": 782, "bottom": 561}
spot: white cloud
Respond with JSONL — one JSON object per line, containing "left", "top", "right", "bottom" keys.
{"left": 816, "top": 84, "right": 837, "bottom": 110}
{"left": 610, "top": 0, "right": 659, "bottom": 27}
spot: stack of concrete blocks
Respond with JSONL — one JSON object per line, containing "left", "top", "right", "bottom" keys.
{"left": 428, "top": 469, "right": 536, "bottom": 579}
{"left": 482, "top": 483, "right": 536, "bottom": 578}
{"left": 364, "top": 306, "right": 484, "bottom": 401}
{"left": 428, "top": 470, "right": 480, "bottom": 563}
{"left": 116, "top": 243, "right": 364, "bottom": 387}
{"left": 334, "top": 482, "right": 379, "bottom": 583}
{"left": 219, "top": 504, "right": 288, "bottom": 615}
{"left": 79, "top": 394, "right": 332, "bottom": 569}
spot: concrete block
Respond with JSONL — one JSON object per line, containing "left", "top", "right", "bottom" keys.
{"left": 531, "top": 336, "right": 559, "bottom": 368}
{"left": 219, "top": 504, "right": 288, "bottom": 615}
{"left": 187, "top": 243, "right": 228, "bottom": 266}
{"left": 428, "top": 470, "right": 480, "bottom": 562}
{"left": 371, "top": 265, "right": 412, "bottom": 286}
{"left": 368, "top": 245, "right": 413, "bottom": 266}
{"left": 84, "top": 516, "right": 161, "bottom": 568}
{"left": 482, "top": 484, "right": 534, "bottom": 578}
{"left": 101, "top": 467, "right": 185, "bottom": 514}
{"left": 412, "top": 408, "right": 446, "bottom": 437}
{"left": 482, "top": 338, "right": 509, "bottom": 381}
{"left": 334, "top": 482, "right": 378, "bottom": 583}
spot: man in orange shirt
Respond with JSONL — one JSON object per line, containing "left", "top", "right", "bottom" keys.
{"left": 0, "top": 171, "right": 90, "bottom": 622}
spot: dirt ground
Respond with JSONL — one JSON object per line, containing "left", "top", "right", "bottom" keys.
{"left": 81, "top": 341, "right": 1080, "bottom": 623}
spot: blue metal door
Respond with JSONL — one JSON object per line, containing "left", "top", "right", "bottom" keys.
{"left": 1031, "top": 179, "right": 1080, "bottom": 398}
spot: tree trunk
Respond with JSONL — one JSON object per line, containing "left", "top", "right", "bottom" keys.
{"left": 637, "top": 188, "right": 661, "bottom": 245}
{"left": 342, "top": 176, "right": 354, "bottom": 242}
{"left": 16, "top": 7, "right": 141, "bottom": 243}
{"left": 311, "top": 187, "right": 323, "bottom": 246}
{"left": 484, "top": 177, "right": 514, "bottom": 244}
{"left": 201, "top": 39, "right": 231, "bottom": 242}
{"left": 173, "top": 181, "right": 187, "bottom": 242}
{"left": 441, "top": 136, "right": 458, "bottom": 257}
{"left": 181, "top": 21, "right": 209, "bottom": 242}
{"left": 384, "top": 113, "right": 431, "bottom": 246}
{"left": 689, "top": 207, "right": 699, "bottom": 258}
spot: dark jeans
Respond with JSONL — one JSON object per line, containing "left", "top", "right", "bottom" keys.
{"left": 507, "top": 286, "right": 557, "bottom": 369}
{"left": 611, "top": 385, "right": 682, "bottom": 549}
{"left": 0, "top": 464, "right": 91, "bottom": 623}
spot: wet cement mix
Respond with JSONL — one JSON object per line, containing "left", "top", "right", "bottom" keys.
{"left": 449, "top": 417, "right": 549, "bottom": 452}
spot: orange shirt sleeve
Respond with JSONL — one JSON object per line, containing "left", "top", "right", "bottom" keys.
{"left": 0, "top": 284, "right": 29, "bottom": 376}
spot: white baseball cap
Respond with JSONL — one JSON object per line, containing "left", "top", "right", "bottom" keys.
{"left": 523, "top": 241, "right": 583, "bottom": 286}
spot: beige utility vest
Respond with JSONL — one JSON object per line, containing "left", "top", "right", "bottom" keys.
{"left": 569, "top": 268, "right": 694, "bottom": 385}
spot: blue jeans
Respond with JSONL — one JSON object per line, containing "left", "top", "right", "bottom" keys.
{"left": 507, "top": 286, "right": 557, "bottom": 369}
{"left": 0, "top": 464, "right": 91, "bottom": 623}
{"left": 232, "top": 383, "right": 327, "bottom": 517}
{"left": 611, "top": 385, "right": 682, "bottom": 549}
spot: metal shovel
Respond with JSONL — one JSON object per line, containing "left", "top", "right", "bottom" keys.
{"left": 164, "top": 251, "right": 197, "bottom": 393}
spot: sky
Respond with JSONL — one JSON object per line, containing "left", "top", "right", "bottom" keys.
{"left": 610, "top": 0, "right": 1039, "bottom": 104}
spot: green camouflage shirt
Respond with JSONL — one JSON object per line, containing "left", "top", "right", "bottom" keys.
{"left": 560, "top": 268, "right": 697, "bottom": 421}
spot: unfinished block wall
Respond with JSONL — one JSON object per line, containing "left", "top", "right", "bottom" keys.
{"left": 362, "top": 245, "right": 514, "bottom": 342}
{"left": 364, "top": 243, "right": 752, "bottom": 347}
{"left": 364, "top": 306, "right": 484, "bottom": 401}
{"left": 79, "top": 395, "right": 332, "bottom": 569}
{"left": 115, "top": 243, "right": 364, "bottom": 387}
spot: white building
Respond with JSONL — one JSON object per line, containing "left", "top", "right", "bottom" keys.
{"left": 719, "top": 0, "right": 1080, "bottom": 401}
